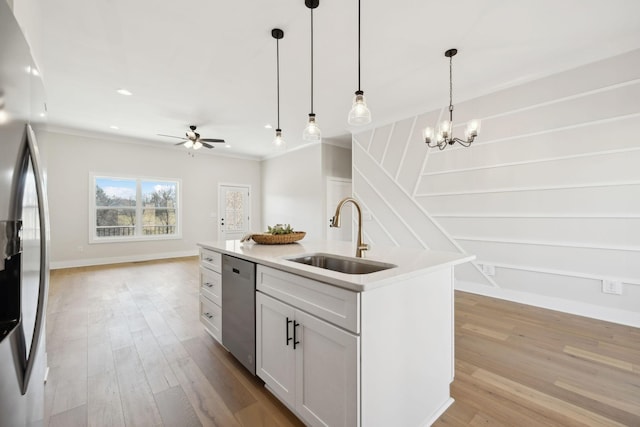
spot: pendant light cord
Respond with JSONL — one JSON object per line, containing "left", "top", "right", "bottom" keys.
{"left": 357, "top": 0, "right": 361, "bottom": 92}
{"left": 449, "top": 53, "right": 454, "bottom": 122}
{"left": 310, "top": 8, "right": 314, "bottom": 115}
{"left": 276, "top": 37, "right": 281, "bottom": 129}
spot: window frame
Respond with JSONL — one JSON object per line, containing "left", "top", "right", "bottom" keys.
{"left": 89, "top": 173, "right": 182, "bottom": 244}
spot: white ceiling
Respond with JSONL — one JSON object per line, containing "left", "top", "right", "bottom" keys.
{"left": 36, "top": 0, "right": 640, "bottom": 159}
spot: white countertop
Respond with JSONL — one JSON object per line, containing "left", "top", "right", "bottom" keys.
{"left": 198, "top": 239, "right": 475, "bottom": 292}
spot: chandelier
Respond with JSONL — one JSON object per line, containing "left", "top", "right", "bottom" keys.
{"left": 424, "top": 49, "right": 480, "bottom": 150}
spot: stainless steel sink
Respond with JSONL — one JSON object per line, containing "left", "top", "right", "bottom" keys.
{"left": 286, "top": 253, "right": 396, "bottom": 275}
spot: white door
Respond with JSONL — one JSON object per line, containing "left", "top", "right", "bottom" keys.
{"left": 219, "top": 184, "right": 250, "bottom": 240}
{"left": 256, "top": 292, "right": 296, "bottom": 408}
{"left": 295, "top": 310, "right": 359, "bottom": 427}
{"left": 326, "top": 178, "right": 352, "bottom": 242}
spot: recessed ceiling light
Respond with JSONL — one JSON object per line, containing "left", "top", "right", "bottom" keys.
{"left": 225, "top": 144, "right": 231, "bottom": 148}
{"left": 110, "top": 125, "right": 120, "bottom": 130}
{"left": 39, "top": 112, "right": 46, "bottom": 117}
{"left": 264, "top": 124, "right": 272, "bottom": 129}
{"left": 116, "top": 88, "right": 132, "bottom": 96}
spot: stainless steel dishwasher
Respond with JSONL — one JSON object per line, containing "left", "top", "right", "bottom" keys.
{"left": 221, "top": 254, "right": 256, "bottom": 375}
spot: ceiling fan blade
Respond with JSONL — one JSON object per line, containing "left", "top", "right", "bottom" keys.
{"left": 200, "top": 138, "right": 225, "bottom": 143}
{"left": 158, "top": 134, "right": 187, "bottom": 140}
{"left": 202, "top": 142, "right": 214, "bottom": 149}
{"left": 174, "top": 141, "right": 187, "bottom": 146}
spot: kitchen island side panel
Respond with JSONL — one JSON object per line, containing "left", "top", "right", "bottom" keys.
{"left": 360, "top": 267, "right": 454, "bottom": 427}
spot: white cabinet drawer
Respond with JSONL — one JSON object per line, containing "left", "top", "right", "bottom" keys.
{"left": 200, "top": 248, "right": 222, "bottom": 273}
{"left": 200, "top": 295, "right": 222, "bottom": 343}
{"left": 200, "top": 267, "right": 221, "bottom": 305}
{"left": 256, "top": 265, "right": 360, "bottom": 333}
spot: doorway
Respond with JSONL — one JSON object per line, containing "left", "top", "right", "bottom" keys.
{"left": 219, "top": 184, "right": 251, "bottom": 240}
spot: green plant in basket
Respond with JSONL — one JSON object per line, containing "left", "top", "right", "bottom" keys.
{"left": 267, "top": 224, "right": 294, "bottom": 235}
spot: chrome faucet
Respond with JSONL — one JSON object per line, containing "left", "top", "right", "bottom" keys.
{"left": 330, "top": 197, "right": 369, "bottom": 258}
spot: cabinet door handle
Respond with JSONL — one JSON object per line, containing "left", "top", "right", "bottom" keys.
{"left": 293, "top": 321, "right": 300, "bottom": 350}
{"left": 204, "top": 312, "right": 214, "bottom": 319}
{"left": 204, "top": 282, "right": 214, "bottom": 288}
{"left": 204, "top": 257, "right": 214, "bottom": 262}
{"left": 286, "top": 317, "right": 293, "bottom": 346}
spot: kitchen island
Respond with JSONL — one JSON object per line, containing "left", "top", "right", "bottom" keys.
{"left": 197, "top": 239, "right": 474, "bottom": 427}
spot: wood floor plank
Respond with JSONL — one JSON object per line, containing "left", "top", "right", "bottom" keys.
{"left": 169, "top": 356, "right": 240, "bottom": 427}
{"left": 87, "top": 371, "right": 126, "bottom": 427}
{"left": 131, "top": 327, "right": 180, "bottom": 394}
{"left": 182, "top": 337, "right": 257, "bottom": 414}
{"left": 154, "top": 385, "right": 202, "bottom": 427}
{"left": 49, "top": 404, "right": 88, "bottom": 427}
{"left": 472, "top": 368, "right": 626, "bottom": 427}
{"left": 112, "top": 345, "right": 163, "bottom": 427}
{"left": 564, "top": 345, "right": 635, "bottom": 372}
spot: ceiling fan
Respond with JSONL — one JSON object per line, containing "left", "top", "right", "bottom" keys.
{"left": 158, "top": 125, "right": 225, "bottom": 149}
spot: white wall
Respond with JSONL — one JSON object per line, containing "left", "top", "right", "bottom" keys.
{"left": 322, "top": 143, "right": 352, "bottom": 180}
{"left": 261, "top": 144, "right": 323, "bottom": 239}
{"left": 261, "top": 142, "right": 352, "bottom": 241}
{"left": 44, "top": 130, "right": 261, "bottom": 268}
{"left": 353, "top": 49, "right": 640, "bottom": 327}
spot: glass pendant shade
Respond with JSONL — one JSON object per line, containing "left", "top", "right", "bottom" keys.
{"left": 302, "top": 113, "right": 321, "bottom": 142}
{"left": 273, "top": 128, "right": 285, "bottom": 147}
{"left": 184, "top": 139, "right": 194, "bottom": 149}
{"left": 423, "top": 127, "right": 434, "bottom": 144}
{"left": 348, "top": 91, "right": 371, "bottom": 125}
{"left": 439, "top": 120, "right": 452, "bottom": 138}
{"left": 193, "top": 140, "right": 202, "bottom": 150}
{"left": 465, "top": 119, "right": 481, "bottom": 139}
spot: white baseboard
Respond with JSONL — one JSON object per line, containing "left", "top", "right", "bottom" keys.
{"left": 456, "top": 280, "right": 640, "bottom": 328}
{"left": 50, "top": 249, "right": 199, "bottom": 270}
{"left": 421, "top": 397, "right": 454, "bottom": 427}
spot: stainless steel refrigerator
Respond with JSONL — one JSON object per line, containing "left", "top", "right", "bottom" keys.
{"left": 1, "top": 1, "right": 50, "bottom": 426}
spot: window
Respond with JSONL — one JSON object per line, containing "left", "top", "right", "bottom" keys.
{"left": 91, "top": 175, "right": 180, "bottom": 242}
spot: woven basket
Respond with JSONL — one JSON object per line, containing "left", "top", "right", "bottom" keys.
{"left": 251, "top": 231, "right": 306, "bottom": 245}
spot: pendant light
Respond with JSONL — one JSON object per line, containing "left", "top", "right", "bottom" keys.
{"left": 424, "top": 49, "right": 480, "bottom": 150}
{"left": 302, "top": 0, "right": 321, "bottom": 142}
{"left": 272, "top": 28, "right": 285, "bottom": 147}
{"left": 347, "top": 0, "right": 371, "bottom": 125}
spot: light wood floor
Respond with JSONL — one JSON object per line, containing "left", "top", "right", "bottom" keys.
{"left": 45, "top": 257, "right": 640, "bottom": 426}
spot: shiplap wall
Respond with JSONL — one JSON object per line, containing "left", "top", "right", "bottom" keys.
{"left": 353, "top": 49, "right": 640, "bottom": 327}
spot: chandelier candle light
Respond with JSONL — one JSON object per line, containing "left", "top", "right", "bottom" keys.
{"left": 347, "top": 0, "right": 371, "bottom": 125}
{"left": 302, "top": 0, "right": 321, "bottom": 142}
{"left": 424, "top": 48, "right": 480, "bottom": 150}
{"left": 272, "top": 28, "right": 285, "bottom": 147}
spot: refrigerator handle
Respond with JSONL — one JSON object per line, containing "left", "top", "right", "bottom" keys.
{"left": 19, "top": 125, "right": 50, "bottom": 395}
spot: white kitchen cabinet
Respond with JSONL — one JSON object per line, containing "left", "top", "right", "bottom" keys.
{"left": 256, "top": 292, "right": 359, "bottom": 427}
{"left": 199, "top": 248, "right": 223, "bottom": 344}
{"left": 256, "top": 292, "right": 296, "bottom": 407}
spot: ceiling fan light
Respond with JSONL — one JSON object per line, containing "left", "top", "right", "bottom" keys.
{"left": 302, "top": 114, "right": 321, "bottom": 142}
{"left": 348, "top": 91, "right": 371, "bottom": 125}
{"left": 193, "top": 141, "right": 203, "bottom": 150}
{"left": 184, "top": 139, "right": 194, "bottom": 148}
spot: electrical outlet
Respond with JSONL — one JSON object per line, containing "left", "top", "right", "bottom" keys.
{"left": 602, "top": 280, "right": 623, "bottom": 295}
{"left": 482, "top": 264, "right": 495, "bottom": 276}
